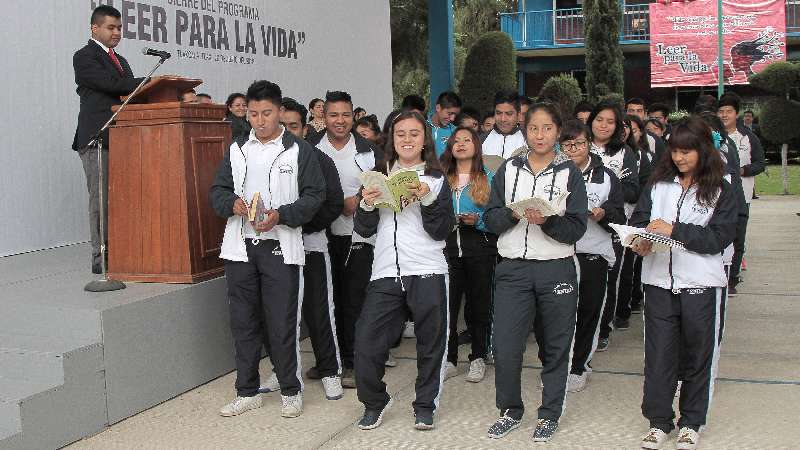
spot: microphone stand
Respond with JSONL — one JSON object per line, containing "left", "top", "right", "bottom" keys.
{"left": 84, "top": 55, "right": 169, "bottom": 292}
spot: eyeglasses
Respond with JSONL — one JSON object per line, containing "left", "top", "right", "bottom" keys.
{"left": 561, "top": 140, "right": 588, "bottom": 151}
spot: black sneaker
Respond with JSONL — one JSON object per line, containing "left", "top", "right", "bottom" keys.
{"left": 630, "top": 303, "right": 643, "bottom": 314}
{"left": 596, "top": 337, "right": 609, "bottom": 352}
{"left": 414, "top": 411, "right": 434, "bottom": 430}
{"left": 487, "top": 411, "right": 522, "bottom": 439}
{"left": 532, "top": 418, "right": 559, "bottom": 442}
{"left": 727, "top": 284, "right": 738, "bottom": 297}
{"left": 305, "top": 366, "right": 322, "bottom": 380}
{"left": 358, "top": 398, "right": 393, "bottom": 430}
{"left": 614, "top": 318, "right": 630, "bottom": 330}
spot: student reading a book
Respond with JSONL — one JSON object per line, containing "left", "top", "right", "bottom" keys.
{"left": 254, "top": 98, "right": 346, "bottom": 401}
{"left": 438, "top": 126, "right": 498, "bottom": 384}
{"left": 558, "top": 119, "right": 624, "bottom": 393}
{"left": 483, "top": 103, "right": 588, "bottom": 442}
{"left": 629, "top": 117, "right": 737, "bottom": 450}
{"left": 352, "top": 110, "right": 455, "bottom": 431}
{"left": 210, "top": 80, "right": 326, "bottom": 419}
{"left": 587, "top": 100, "right": 640, "bottom": 352}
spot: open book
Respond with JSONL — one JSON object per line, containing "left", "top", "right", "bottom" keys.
{"left": 609, "top": 223, "right": 685, "bottom": 253}
{"left": 247, "top": 192, "right": 267, "bottom": 234}
{"left": 507, "top": 192, "right": 568, "bottom": 218}
{"left": 359, "top": 169, "right": 422, "bottom": 212}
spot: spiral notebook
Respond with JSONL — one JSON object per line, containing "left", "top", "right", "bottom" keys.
{"left": 609, "top": 223, "right": 686, "bottom": 253}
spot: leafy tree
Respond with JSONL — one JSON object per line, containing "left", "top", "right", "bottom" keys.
{"left": 390, "top": 0, "right": 429, "bottom": 106}
{"left": 583, "top": 0, "right": 624, "bottom": 100}
{"left": 749, "top": 62, "right": 800, "bottom": 194}
{"left": 458, "top": 31, "right": 517, "bottom": 114}
{"left": 538, "top": 74, "right": 583, "bottom": 121}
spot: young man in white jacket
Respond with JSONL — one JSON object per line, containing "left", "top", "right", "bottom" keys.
{"left": 482, "top": 90, "right": 527, "bottom": 159}
{"left": 210, "top": 80, "right": 326, "bottom": 419}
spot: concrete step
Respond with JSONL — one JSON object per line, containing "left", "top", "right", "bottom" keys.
{"left": 0, "top": 402, "right": 21, "bottom": 446}
{"left": 0, "top": 377, "right": 61, "bottom": 404}
{"left": 0, "top": 351, "right": 64, "bottom": 385}
{"left": 0, "top": 342, "right": 107, "bottom": 450}
{"left": 0, "top": 303, "right": 100, "bottom": 343}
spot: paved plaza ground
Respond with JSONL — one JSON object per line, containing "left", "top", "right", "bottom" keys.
{"left": 67, "top": 196, "right": 800, "bottom": 449}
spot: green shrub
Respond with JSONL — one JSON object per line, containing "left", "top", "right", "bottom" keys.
{"left": 598, "top": 92, "right": 625, "bottom": 111}
{"left": 538, "top": 74, "right": 583, "bottom": 121}
{"left": 749, "top": 61, "right": 800, "bottom": 96}
{"left": 759, "top": 98, "right": 800, "bottom": 144}
{"left": 458, "top": 31, "right": 517, "bottom": 115}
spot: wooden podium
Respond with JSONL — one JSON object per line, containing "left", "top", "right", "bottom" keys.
{"left": 107, "top": 76, "right": 230, "bottom": 283}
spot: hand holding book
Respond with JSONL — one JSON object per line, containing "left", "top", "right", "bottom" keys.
{"left": 609, "top": 222, "right": 685, "bottom": 254}
{"left": 359, "top": 169, "right": 426, "bottom": 212}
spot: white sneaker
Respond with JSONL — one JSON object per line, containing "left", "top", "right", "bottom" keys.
{"left": 219, "top": 395, "right": 262, "bottom": 417}
{"left": 280, "top": 394, "right": 303, "bottom": 418}
{"left": 444, "top": 362, "right": 458, "bottom": 380}
{"left": 385, "top": 351, "right": 398, "bottom": 367}
{"left": 321, "top": 376, "right": 343, "bottom": 400}
{"left": 567, "top": 373, "right": 587, "bottom": 392}
{"left": 403, "top": 321, "right": 415, "bottom": 338}
{"left": 258, "top": 372, "right": 279, "bottom": 394}
{"left": 640, "top": 428, "right": 668, "bottom": 449}
{"left": 465, "top": 358, "right": 486, "bottom": 383}
{"left": 676, "top": 427, "right": 700, "bottom": 450}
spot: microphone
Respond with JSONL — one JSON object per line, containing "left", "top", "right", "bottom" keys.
{"left": 142, "top": 47, "right": 171, "bottom": 59}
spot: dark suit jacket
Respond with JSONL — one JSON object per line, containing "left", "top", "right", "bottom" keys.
{"left": 72, "top": 40, "right": 145, "bottom": 150}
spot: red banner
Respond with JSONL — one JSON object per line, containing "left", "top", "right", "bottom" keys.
{"left": 649, "top": 0, "right": 786, "bottom": 87}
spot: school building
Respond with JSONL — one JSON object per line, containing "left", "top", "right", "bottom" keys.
{"left": 500, "top": 0, "right": 800, "bottom": 109}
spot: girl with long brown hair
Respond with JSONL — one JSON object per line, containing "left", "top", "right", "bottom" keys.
{"left": 630, "top": 116, "right": 737, "bottom": 450}
{"left": 353, "top": 110, "right": 455, "bottom": 431}
{"left": 438, "top": 126, "right": 498, "bottom": 384}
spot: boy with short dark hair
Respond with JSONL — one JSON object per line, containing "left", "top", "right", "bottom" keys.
{"left": 210, "top": 80, "right": 326, "bottom": 419}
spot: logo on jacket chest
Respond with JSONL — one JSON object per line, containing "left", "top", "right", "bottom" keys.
{"left": 607, "top": 159, "right": 623, "bottom": 173}
{"left": 542, "top": 183, "right": 563, "bottom": 198}
{"left": 691, "top": 203, "right": 710, "bottom": 215}
{"left": 279, "top": 164, "right": 294, "bottom": 174}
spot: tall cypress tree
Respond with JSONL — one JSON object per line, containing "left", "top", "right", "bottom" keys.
{"left": 584, "top": 0, "right": 625, "bottom": 100}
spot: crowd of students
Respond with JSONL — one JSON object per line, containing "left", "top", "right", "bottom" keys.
{"left": 209, "top": 79, "right": 760, "bottom": 449}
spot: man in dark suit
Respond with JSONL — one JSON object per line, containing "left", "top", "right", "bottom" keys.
{"left": 73, "top": 5, "right": 144, "bottom": 273}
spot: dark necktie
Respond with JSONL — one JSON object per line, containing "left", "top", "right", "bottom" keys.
{"left": 108, "top": 48, "right": 124, "bottom": 76}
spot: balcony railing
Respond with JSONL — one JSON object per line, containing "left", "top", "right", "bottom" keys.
{"left": 501, "top": 1, "right": 800, "bottom": 50}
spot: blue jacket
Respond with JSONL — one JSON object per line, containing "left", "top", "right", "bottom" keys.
{"left": 446, "top": 170, "right": 499, "bottom": 258}
{"left": 428, "top": 115, "right": 455, "bottom": 158}
{"left": 452, "top": 170, "right": 494, "bottom": 232}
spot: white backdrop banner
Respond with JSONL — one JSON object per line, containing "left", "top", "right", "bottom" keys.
{"left": 0, "top": 0, "right": 392, "bottom": 257}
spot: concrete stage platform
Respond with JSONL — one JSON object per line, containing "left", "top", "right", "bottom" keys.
{"left": 0, "top": 244, "right": 233, "bottom": 450}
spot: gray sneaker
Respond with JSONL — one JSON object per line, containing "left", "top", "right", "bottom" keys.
{"left": 219, "top": 395, "right": 262, "bottom": 417}
{"left": 676, "top": 427, "right": 700, "bottom": 450}
{"left": 321, "top": 376, "right": 343, "bottom": 400}
{"left": 487, "top": 411, "right": 522, "bottom": 439}
{"left": 532, "top": 418, "right": 559, "bottom": 442}
{"left": 280, "top": 394, "right": 303, "bottom": 418}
